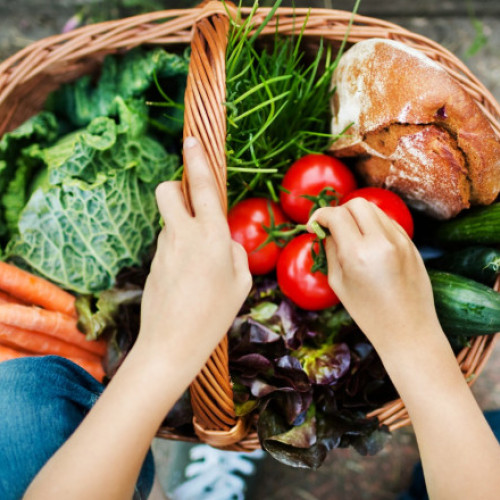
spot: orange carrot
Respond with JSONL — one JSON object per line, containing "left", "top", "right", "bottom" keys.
{"left": 0, "top": 323, "right": 101, "bottom": 361}
{"left": 0, "top": 304, "right": 107, "bottom": 357}
{"left": 0, "top": 345, "right": 105, "bottom": 382}
{"left": 0, "top": 261, "right": 76, "bottom": 317}
{"left": 0, "top": 290, "right": 26, "bottom": 305}
{"left": 0, "top": 344, "right": 27, "bottom": 362}
{"left": 67, "top": 356, "right": 106, "bottom": 382}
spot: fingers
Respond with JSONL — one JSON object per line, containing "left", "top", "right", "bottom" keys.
{"left": 183, "top": 137, "right": 225, "bottom": 222}
{"left": 231, "top": 240, "right": 248, "bottom": 269}
{"left": 231, "top": 241, "right": 252, "bottom": 290}
{"left": 370, "top": 203, "right": 410, "bottom": 241}
{"left": 308, "top": 205, "right": 363, "bottom": 253}
{"left": 309, "top": 199, "right": 409, "bottom": 245}
{"left": 323, "top": 237, "right": 343, "bottom": 289}
{"left": 155, "top": 181, "right": 189, "bottom": 227}
{"left": 341, "top": 198, "right": 382, "bottom": 236}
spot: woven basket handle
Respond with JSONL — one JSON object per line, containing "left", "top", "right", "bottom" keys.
{"left": 183, "top": 2, "right": 234, "bottom": 212}
{"left": 182, "top": 2, "right": 250, "bottom": 447}
{"left": 181, "top": 1, "right": 500, "bottom": 442}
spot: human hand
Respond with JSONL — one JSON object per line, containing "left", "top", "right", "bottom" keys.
{"left": 308, "top": 198, "right": 442, "bottom": 356}
{"left": 309, "top": 201, "right": 500, "bottom": 500}
{"left": 136, "top": 137, "right": 252, "bottom": 371}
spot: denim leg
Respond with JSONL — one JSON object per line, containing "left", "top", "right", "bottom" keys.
{"left": 0, "top": 355, "right": 154, "bottom": 500}
{"left": 484, "top": 409, "right": 500, "bottom": 442}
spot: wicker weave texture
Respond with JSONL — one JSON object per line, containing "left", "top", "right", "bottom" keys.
{"left": 0, "top": 9, "right": 202, "bottom": 135}
{"left": 0, "top": 2, "right": 498, "bottom": 450}
{"left": 181, "top": 4, "right": 500, "bottom": 448}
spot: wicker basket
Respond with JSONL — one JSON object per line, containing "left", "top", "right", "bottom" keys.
{"left": 0, "top": 1, "right": 498, "bottom": 452}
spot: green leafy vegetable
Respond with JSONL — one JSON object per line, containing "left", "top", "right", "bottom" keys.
{"left": 0, "top": 112, "right": 59, "bottom": 239}
{"left": 228, "top": 277, "right": 392, "bottom": 469}
{"left": 48, "top": 48, "right": 189, "bottom": 131}
{"left": 293, "top": 343, "right": 351, "bottom": 385}
{"left": 2, "top": 145, "right": 43, "bottom": 236}
{"left": 76, "top": 285, "right": 143, "bottom": 340}
{"left": 0, "top": 47, "right": 188, "bottom": 248}
{"left": 224, "top": 0, "right": 360, "bottom": 205}
{"left": 6, "top": 101, "right": 178, "bottom": 293}
{"left": 1, "top": 46, "right": 188, "bottom": 291}
{"left": 258, "top": 401, "right": 390, "bottom": 469}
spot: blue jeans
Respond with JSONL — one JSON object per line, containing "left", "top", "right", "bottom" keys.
{"left": 0, "top": 355, "right": 154, "bottom": 500}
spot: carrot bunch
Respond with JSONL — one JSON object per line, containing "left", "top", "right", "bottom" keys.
{"left": 0, "top": 262, "right": 107, "bottom": 382}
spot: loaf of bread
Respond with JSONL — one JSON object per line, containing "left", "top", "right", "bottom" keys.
{"left": 329, "top": 38, "right": 500, "bottom": 219}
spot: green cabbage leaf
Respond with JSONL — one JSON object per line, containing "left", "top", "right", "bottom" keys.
{"left": 47, "top": 48, "right": 188, "bottom": 131}
{"left": 6, "top": 99, "right": 178, "bottom": 293}
{"left": 0, "top": 113, "right": 59, "bottom": 239}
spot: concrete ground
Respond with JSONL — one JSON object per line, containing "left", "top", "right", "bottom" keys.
{"left": 0, "top": 1, "right": 498, "bottom": 498}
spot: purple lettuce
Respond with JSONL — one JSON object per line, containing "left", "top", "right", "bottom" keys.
{"left": 293, "top": 343, "right": 351, "bottom": 385}
{"left": 225, "top": 279, "right": 392, "bottom": 468}
{"left": 258, "top": 403, "right": 390, "bottom": 469}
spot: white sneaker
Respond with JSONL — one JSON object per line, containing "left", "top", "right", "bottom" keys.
{"left": 171, "top": 444, "right": 264, "bottom": 500}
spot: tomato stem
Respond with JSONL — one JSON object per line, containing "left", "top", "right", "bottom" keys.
{"left": 257, "top": 220, "right": 327, "bottom": 253}
{"left": 269, "top": 221, "right": 327, "bottom": 241}
{"left": 311, "top": 239, "right": 328, "bottom": 275}
{"left": 310, "top": 221, "right": 327, "bottom": 239}
{"left": 301, "top": 186, "right": 340, "bottom": 216}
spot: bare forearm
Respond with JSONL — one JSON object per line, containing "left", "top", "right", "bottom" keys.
{"left": 308, "top": 202, "right": 500, "bottom": 498}
{"left": 378, "top": 327, "right": 500, "bottom": 500}
{"left": 24, "top": 342, "right": 198, "bottom": 500}
{"left": 23, "top": 138, "right": 252, "bottom": 500}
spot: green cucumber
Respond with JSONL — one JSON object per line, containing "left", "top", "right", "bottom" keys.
{"left": 429, "top": 270, "right": 500, "bottom": 338}
{"left": 426, "top": 246, "right": 500, "bottom": 286}
{"left": 436, "top": 203, "right": 500, "bottom": 245}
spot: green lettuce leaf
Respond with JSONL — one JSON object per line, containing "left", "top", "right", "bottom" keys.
{"left": 0, "top": 112, "right": 58, "bottom": 190}
{"left": 48, "top": 48, "right": 189, "bottom": 129}
{"left": 76, "top": 285, "right": 143, "bottom": 340}
{"left": 0, "top": 112, "right": 59, "bottom": 238}
{"left": 2, "top": 147, "right": 40, "bottom": 236}
{"left": 6, "top": 105, "right": 178, "bottom": 293}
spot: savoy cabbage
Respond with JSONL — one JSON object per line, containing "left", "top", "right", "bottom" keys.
{"left": 3, "top": 48, "right": 187, "bottom": 293}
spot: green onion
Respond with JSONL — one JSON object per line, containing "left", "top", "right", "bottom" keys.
{"left": 224, "top": 0, "right": 361, "bottom": 206}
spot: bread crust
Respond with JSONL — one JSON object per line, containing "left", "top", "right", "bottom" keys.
{"left": 330, "top": 39, "right": 500, "bottom": 219}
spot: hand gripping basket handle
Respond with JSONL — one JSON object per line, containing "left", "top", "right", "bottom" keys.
{"left": 0, "top": 0, "right": 495, "bottom": 448}
{"left": 182, "top": 2, "right": 254, "bottom": 449}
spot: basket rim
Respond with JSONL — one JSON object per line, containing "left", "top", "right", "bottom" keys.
{"left": 0, "top": 4, "right": 499, "bottom": 132}
{"left": 0, "top": 1, "right": 498, "bottom": 451}
{"left": 180, "top": 3, "right": 500, "bottom": 449}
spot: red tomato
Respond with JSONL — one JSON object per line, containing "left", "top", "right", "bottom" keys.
{"left": 279, "top": 154, "right": 357, "bottom": 224}
{"left": 340, "top": 187, "right": 414, "bottom": 238}
{"left": 228, "top": 198, "right": 289, "bottom": 275}
{"left": 276, "top": 233, "right": 340, "bottom": 311}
